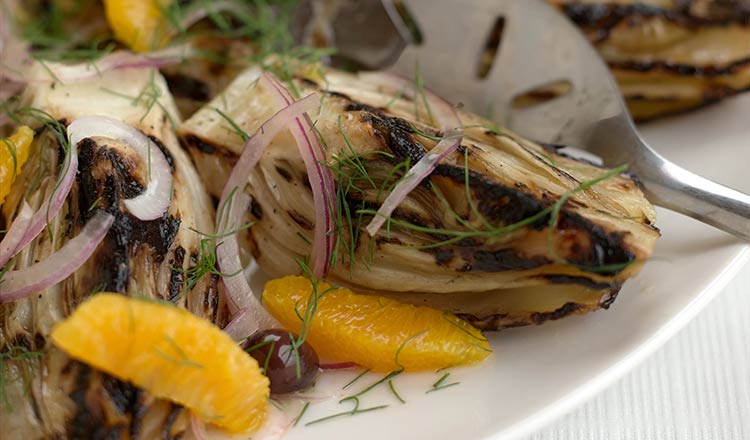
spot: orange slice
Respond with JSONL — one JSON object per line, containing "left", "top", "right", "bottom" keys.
{"left": 0, "top": 126, "right": 33, "bottom": 205}
{"left": 103, "top": 0, "right": 173, "bottom": 52}
{"left": 51, "top": 293, "right": 269, "bottom": 433}
{"left": 262, "top": 276, "right": 492, "bottom": 372}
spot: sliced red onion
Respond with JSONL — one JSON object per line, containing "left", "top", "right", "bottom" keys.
{"left": 13, "top": 144, "right": 78, "bottom": 260}
{"left": 47, "top": 45, "right": 193, "bottom": 83}
{"left": 216, "top": 94, "right": 320, "bottom": 340}
{"left": 67, "top": 116, "right": 173, "bottom": 221}
{"left": 0, "top": 211, "right": 114, "bottom": 302}
{"left": 261, "top": 72, "right": 337, "bottom": 278}
{"left": 361, "top": 72, "right": 464, "bottom": 236}
{"left": 190, "top": 412, "right": 207, "bottom": 440}
{"left": 0, "top": 201, "right": 33, "bottom": 268}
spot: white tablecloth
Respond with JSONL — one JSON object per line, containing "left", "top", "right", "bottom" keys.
{"left": 527, "top": 261, "right": 750, "bottom": 439}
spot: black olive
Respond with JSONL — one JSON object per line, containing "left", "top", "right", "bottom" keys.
{"left": 243, "top": 329, "right": 320, "bottom": 394}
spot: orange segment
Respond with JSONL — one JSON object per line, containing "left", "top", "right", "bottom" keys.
{"left": 103, "top": 0, "right": 173, "bottom": 52}
{"left": 263, "top": 276, "right": 492, "bottom": 372}
{"left": 0, "top": 126, "right": 33, "bottom": 205}
{"left": 51, "top": 294, "right": 269, "bottom": 434}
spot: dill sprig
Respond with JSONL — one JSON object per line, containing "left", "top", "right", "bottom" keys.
{"left": 293, "top": 401, "right": 310, "bottom": 427}
{"left": 101, "top": 70, "right": 177, "bottom": 129}
{"left": 153, "top": 335, "right": 204, "bottom": 369}
{"left": 343, "top": 368, "right": 371, "bottom": 390}
{"left": 304, "top": 402, "right": 389, "bottom": 426}
{"left": 4, "top": 107, "right": 73, "bottom": 240}
{"left": 326, "top": 116, "right": 395, "bottom": 271}
{"left": 388, "top": 379, "right": 405, "bottom": 404}
{"left": 356, "top": 149, "right": 633, "bottom": 273}
{"left": 0, "top": 344, "right": 44, "bottom": 412}
{"left": 340, "top": 369, "right": 403, "bottom": 405}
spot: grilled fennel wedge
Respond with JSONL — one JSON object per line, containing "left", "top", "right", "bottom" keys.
{"left": 554, "top": 0, "right": 750, "bottom": 120}
{"left": 179, "top": 65, "right": 660, "bottom": 330}
{"left": 0, "top": 65, "right": 225, "bottom": 438}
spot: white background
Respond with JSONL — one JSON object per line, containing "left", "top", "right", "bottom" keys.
{"left": 527, "top": 263, "right": 750, "bottom": 439}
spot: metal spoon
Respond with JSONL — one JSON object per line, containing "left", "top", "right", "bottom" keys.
{"left": 320, "top": 0, "right": 750, "bottom": 241}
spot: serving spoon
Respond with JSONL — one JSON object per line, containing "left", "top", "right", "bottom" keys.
{"left": 309, "top": 0, "right": 750, "bottom": 241}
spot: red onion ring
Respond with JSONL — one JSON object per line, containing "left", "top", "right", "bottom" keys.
{"left": 0, "top": 211, "right": 114, "bottom": 302}
{"left": 261, "top": 72, "right": 337, "bottom": 278}
{"left": 0, "top": 201, "right": 33, "bottom": 268}
{"left": 67, "top": 116, "right": 173, "bottom": 221}
{"left": 45, "top": 45, "right": 193, "bottom": 84}
{"left": 190, "top": 411, "right": 207, "bottom": 440}
{"left": 12, "top": 144, "right": 78, "bottom": 261}
{"left": 216, "top": 93, "right": 320, "bottom": 340}
{"left": 360, "top": 72, "right": 463, "bottom": 236}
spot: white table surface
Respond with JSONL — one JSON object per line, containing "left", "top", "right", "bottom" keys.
{"left": 526, "top": 260, "right": 750, "bottom": 439}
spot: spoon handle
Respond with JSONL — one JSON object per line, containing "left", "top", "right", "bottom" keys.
{"left": 589, "top": 117, "right": 750, "bottom": 242}
{"left": 634, "top": 143, "right": 750, "bottom": 241}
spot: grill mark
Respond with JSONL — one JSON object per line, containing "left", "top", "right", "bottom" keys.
{"left": 275, "top": 164, "right": 293, "bottom": 182}
{"left": 433, "top": 164, "right": 551, "bottom": 228}
{"left": 168, "top": 246, "right": 186, "bottom": 302}
{"left": 531, "top": 302, "right": 584, "bottom": 324}
{"left": 361, "top": 112, "right": 426, "bottom": 166}
{"left": 599, "top": 284, "right": 623, "bottom": 309}
{"left": 455, "top": 249, "right": 550, "bottom": 272}
{"left": 250, "top": 198, "right": 264, "bottom": 220}
{"left": 609, "top": 56, "right": 750, "bottom": 77}
{"left": 537, "top": 274, "right": 614, "bottom": 291}
{"left": 204, "top": 273, "right": 221, "bottom": 324}
{"left": 12, "top": 333, "right": 33, "bottom": 351}
{"left": 129, "top": 390, "right": 149, "bottom": 439}
{"left": 557, "top": 213, "right": 634, "bottom": 275}
{"left": 162, "top": 72, "right": 211, "bottom": 101}
{"left": 102, "top": 375, "right": 140, "bottom": 415}
{"left": 77, "top": 138, "right": 182, "bottom": 292}
{"left": 161, "top": 404, "right": 183, "bottom": 440}
{"left": 181, "top": 134, "right": 216, "bottom": 154}
{"left": 99, "top": 145, "right": 145, "bottom": 199}
{"left": 67, "top": 363, "right": 97, "bottom": 439}
{"left": 562, "top": 1, "right": 750, "bottom": 29}
{"left": 289, "top": 210, "right": 314, "bottom": 230}
{"left": 148, "top": 135, "right": 175, "bottom": 173}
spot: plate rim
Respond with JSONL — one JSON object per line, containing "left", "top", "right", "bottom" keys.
{"left": 487, "top": 244, "right": 750, "bottom": 440}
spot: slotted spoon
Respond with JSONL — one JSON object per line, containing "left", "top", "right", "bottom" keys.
{"left": 317, "top": 0, "right": 750, "bottom": 241}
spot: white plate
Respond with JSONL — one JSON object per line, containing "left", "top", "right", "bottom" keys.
{"left": 251, "top": 94, "right": 750, "bottom": 440}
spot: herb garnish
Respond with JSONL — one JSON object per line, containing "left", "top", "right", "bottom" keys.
{"left": 0, "top": 344, "right": 44, "bottom": 412}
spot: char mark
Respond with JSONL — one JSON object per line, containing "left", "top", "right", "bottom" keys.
{"left": 250, "top": 198, "right": 264, "bottom": 220}
{"left": 181, "top": 134, "right": 216, "bottom": 154}
{"left": 77, "top": 139, "right": 182, "bottom": 293}
{"left": 530, "top": 302, "right": 583, "bottom": 324}
{"left": 288, "top": 210, "right": 314, "bottom": 230}
{"left": 537, "top": 274, "right": 614, "bottom": 291}
{"left": 433, "top": 164, "right": 551, "bottom": 227}
{"left": 102, "top": 374, "right": 141, "bottom": 415}
{"left": 161, "top": 404, "right": 184, "bottom": 440}
{"left": 562, "top": 1, "right": 750, "bottom": 29}
{"left": 557, "top": 213, "right": 634, "bottom": 275}
{"left": 162, "top": 72, "right": 211, "bottom": 101}
{"left": 609, "top": 56, "right": 750, "bottom": 77}
{"left": 361, "top": 112, "right": 426, "bottom": 166}
{"left": 455, "top": 249, "right": 550, "bottom": 272}
{"left": 168, "top": 246, "right": 187, "bottom": 302}
{"left": 148, "top": 135, "right": 175, "bottom": 172}
{"left": 275, "top": 164, "right": 293, "bottom": 182}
